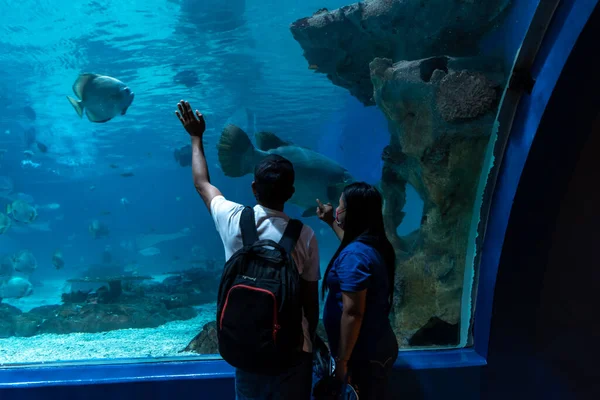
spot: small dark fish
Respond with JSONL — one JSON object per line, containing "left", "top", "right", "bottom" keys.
{"left": 100, "top": 210, "right": 111, "bottom": 215}
{"left": 109, "top": 164, "right": 119, "bottom": 169}
{"left": 23, "top": 106, "right": 36, "bottom": 121}
{"left": 36, "top": 142, "right": 48, "bottom": 153}
{"left": 52, "top": 250, "right": 64, "bottom": 270}
{"left": 173, "top": 144, "right": 192, "bottom": 167}
{"left": 120, "top": 172, "right": 134, "bottom": 177}
{"left": 173, "top": 70, "right": 199, "bottom": 88}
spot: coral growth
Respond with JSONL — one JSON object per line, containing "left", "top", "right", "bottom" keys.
{"left": 0, "top": 268, "right": 220, "bottom": 338}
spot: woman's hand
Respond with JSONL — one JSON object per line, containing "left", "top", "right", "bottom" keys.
{"left": 175, "top": 100, "right": 206, "bottom": 138}
{"left": 316, "top": 199, "right": 334, "bottom": 226}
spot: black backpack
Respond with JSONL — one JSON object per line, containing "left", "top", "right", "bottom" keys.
{"left": 216, "top": 206, "right": 305, "bottom": 375}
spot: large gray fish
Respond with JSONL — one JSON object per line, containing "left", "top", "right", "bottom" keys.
{"left": 66, "top": 73, "right": 134, "bottom": 123}
{"left": 217, "top": 125, "right": 354, "bottom": 217}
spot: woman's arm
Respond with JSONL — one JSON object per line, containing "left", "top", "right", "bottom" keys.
{"left": 330, "top": 221, "right": 344, "bottom": 242}
{"left": 336, "top": 289, "right": 367, "bottom": 363}
{"left": 331, "top": 251, "right": 371, "bottom": 380}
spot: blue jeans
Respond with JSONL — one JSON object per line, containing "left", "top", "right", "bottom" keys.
{"left": 235, "top": 352, "right": 313, "bottom": 400}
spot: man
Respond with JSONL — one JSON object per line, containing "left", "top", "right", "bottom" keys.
{"left": 175, "top": 100, "right": 320, "bottom": 399}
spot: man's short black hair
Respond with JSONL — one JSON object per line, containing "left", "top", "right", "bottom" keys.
{"left": 254, "top": 155, "right": 295, "bottom": 206}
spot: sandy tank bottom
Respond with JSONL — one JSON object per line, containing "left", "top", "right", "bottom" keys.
{"left": 0, "top": 279, "right": 217, "bottom": 365}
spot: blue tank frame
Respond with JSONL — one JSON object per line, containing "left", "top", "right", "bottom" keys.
{"left": 0, "top": 0, "right": 598, "bottom": 398}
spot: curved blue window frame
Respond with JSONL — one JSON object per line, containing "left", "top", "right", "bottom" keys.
{"left": 0, "top": 0, "right": 597, "bottom": 396}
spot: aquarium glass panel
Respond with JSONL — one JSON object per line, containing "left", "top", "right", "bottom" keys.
{"left": 0, "top": 0, "right": 536, "bottom": 366}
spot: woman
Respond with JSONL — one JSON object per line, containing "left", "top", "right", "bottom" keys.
{"left": 316, "top": 182, "right": 398, "bottom": 400}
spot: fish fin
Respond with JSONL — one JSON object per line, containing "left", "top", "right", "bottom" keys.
{"left": 217, "top": 124, "right": 258, "bottom": 177}
{"left": 302, "top": 207, "right": 318, "bottom": 217}
{"left": 85, "top": 109, "right": 112, "bottom": 123}
{"left": 67, "top": 96, "right": 84, "bottom": 118}
{"left": 121, "top": 104, "right": 131, "bottom": 115}
{"left": 5, "top": 204, "right": 10, "bottom": 214}
{"left": 255, "top": 132, "right": 292, "bottom": 151}
{"left": 72, "top": 73, "right": 99, "bottom": 99}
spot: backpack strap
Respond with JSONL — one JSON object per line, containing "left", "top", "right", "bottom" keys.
{"left": 278, "top": 219, "right": 304, "bottom": 255}
{"left": 240, "top": 206, "right": 259, "bottom": 246}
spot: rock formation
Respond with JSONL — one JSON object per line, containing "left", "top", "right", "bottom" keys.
{"left": 291, "top": 1, "right": 509, "bottom": 348}
{"left": 0, "top": 302, "right": 198, "bottom": 337}
{"left": 181, "top": 320, "right": 330, "bottom": 355}
{"left": 290, "top": 0, "right": 510, "bottom": 106}
{"left": 373, "top": 56, "right": 504, "bottom": 346}
{"left": 181, "top": 321, "right": 218, "bottom": 354}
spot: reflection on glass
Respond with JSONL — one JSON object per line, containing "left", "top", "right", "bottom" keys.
{"left": 0, "top": 0, "right": 517, "bottom": 366}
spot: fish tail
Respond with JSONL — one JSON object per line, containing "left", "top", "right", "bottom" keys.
{"left": 5, "top": 204, "right": 11, "bottom": 215}
{"left": 217, "top": 124, "right": 262, "bottom": 177}
{"left": 66, "top": 96, "right": 84, "bottom": 118}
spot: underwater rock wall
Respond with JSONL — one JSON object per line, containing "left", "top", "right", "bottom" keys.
{"left": 290, "top": 0, "right": 510, "bottom": 106}
{"left": 372, "top": 56, "right": 504, "bottom": 346}
{"left": 291, "top": 1, "right": 510, "bottom": 347}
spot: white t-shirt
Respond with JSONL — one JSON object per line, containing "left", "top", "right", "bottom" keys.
{"left": 210, "top": 195, "right": 320, "bottom": 352}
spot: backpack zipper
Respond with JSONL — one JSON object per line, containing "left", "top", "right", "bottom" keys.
{"left": 220, "top": 284, "right": 280, "bottom": 342}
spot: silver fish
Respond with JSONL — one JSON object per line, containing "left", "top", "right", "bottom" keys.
{"left": 6, "top": 199, "right": 37, "bottom": 224}
{"left": 66, "top": 73, "right": 134, "bottom": 123}
{"left": 0, "top": 277, "right": 33, "bottom": 299}
{"left": 139, "top": 247, "right": 160, "bottom": 257}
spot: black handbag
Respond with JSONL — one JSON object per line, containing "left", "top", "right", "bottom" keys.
{"left": 312, "top": 335, "right": 359, "bottom": 400}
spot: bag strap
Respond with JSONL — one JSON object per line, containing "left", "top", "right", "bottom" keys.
{"left": 278, "top": 218, "right": 303, "bottom": 255}
{"left": 240, "top": 206, "right": 259, "bottom": 246}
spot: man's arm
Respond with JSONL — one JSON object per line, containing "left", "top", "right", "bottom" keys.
{"left": 191, "top": 135, "right": 222, "bottom": 210}
{"left": 175, "top": 100, "right": 222, "bottom": 211}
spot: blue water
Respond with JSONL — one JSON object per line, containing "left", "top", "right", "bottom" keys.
{"left": 0, "top": 0, "right": 425, "bottom": 289}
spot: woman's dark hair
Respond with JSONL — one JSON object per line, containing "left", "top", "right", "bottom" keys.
{"left": 322, "top": 182, "right": 396, "bottom": 312}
